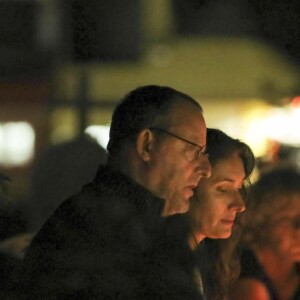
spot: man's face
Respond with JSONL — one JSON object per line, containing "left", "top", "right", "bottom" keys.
{"left": 146, "top": 103, "right": 211, "bottom": 216}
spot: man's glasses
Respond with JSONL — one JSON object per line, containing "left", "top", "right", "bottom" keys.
{"left": 149, "top": 127, "right": 207, "bottom": 162}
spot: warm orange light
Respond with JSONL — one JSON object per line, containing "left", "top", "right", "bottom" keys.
{"left": 291, "top": 96, "right": 300, "bottom": 107}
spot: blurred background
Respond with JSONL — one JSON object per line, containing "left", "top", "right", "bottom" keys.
{"left": 1, "top": 0, "right": 300, "bottom": 231}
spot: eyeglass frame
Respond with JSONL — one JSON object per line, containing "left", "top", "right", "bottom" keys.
{"left": 149, "top": 127, "right": 208, "bottom": 160}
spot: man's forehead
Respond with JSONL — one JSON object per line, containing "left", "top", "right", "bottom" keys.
{"left": 168, "top": 115, "right": 207, "bottom": 145}
{"left": 171, "top": 100, "right": 201, "bottom": 111}
{"left": 168, "top": 103, "right": 203, "bottom": 122}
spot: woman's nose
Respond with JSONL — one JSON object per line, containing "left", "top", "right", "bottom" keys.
{"left": 230, "top": 192, "right": 245, "bottom": 212}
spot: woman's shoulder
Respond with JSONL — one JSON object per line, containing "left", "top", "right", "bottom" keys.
{"left": 237, "top": 247, "right": 278, "bottom": 300}
{"left": 228, "top": 277, "right": 271, "bottom": 300}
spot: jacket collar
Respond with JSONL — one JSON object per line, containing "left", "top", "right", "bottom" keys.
{"left": 93, "top": 165, "right": 165, "bottom": 218}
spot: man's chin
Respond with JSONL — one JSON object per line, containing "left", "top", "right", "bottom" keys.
{"left": 163, "top": 193, "right": 191, "bottom": 215}
{"left": 176, "top": 197, "right": 190, "bottom": 214}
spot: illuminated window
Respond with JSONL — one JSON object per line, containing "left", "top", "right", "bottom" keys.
{"left": 85, "top": 125, "right": 110, "bottom": 149}
{"left": 50, "top": 107, "right": 78, "bottom": 144}
{"left": 0, "top": 122, "right": 35, "bottom": 166}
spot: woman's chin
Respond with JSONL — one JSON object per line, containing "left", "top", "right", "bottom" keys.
{"left": 209, "top": 231, "right": 232, "bottom": 240}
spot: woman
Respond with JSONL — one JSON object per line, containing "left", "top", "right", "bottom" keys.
{"left": 188, "top": 128, "right": 255, "bottom": 300}
{"left": 144, "top": 128, "right": 255, "bottom": 299}
{"left": 228, "top": 167, "right": 300, "bottom": 300}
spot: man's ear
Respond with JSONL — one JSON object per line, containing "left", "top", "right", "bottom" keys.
{"left": 136, "top": 129, "right": 154, "bottom": 161}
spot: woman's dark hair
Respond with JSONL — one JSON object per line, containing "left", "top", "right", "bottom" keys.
{"left": 207, "top": 128, "right": 255, "bottom": 194}
{"left": 107, "top": 85, "right": 201, "bottom": 162}
{"left": 200, "top": 128, "right": 255, "bottom": 300}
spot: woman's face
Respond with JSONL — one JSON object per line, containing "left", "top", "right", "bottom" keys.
{"left": 190, "top": 152, "right": 246, "bottom": 242}
{"left": 271, "top": 201, "right": 300, "bottom": 262}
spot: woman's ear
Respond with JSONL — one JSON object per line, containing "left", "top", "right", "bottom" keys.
{"left": 136, "top": 129, "right": 154, "bottom": 161}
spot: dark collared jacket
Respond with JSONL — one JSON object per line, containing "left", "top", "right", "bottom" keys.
{"left": 18, "top": 165, "right": 164, "bottom": 300}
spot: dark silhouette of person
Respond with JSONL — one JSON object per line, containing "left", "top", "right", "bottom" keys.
{"left": 25, "top": 134, "right": 107, "bottom": 232}
{"left": 18, "top": 85, "right": 210, "bottom": 299}
{"left": 0, "top": 172, "right": 30, "bottom": 299}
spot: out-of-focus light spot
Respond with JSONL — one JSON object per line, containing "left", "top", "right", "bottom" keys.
{"left": 244, "top": 118, "right": 267, "bottom": 157}
{"left": 50, "top": 107, "right": 78, "bottom": 144}
{"left": 147, "top": 45, "right": 173, "bottom": 67}
{"left": 259, "top": 106, "right": 300, "bottom": 146}
{"left": 263, "top": 108, "right": 288, "bottom": 141}
{"left": 242, "top": 103, "right": 300, "bottom": 157}
{"left": 85, "top": 125, "right": 110, "bottom": 150}
{"left": 291, "top": 96, "right": 300, "bottom": 108}
{"left": 0, "top": 122, "right": 35, "bottom": 166}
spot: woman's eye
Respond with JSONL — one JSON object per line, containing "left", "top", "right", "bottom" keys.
{"left": 218, "top": 187, "right": 229, "bottom": 192}
{"left": 218, "top": 187, "right": 241, "bottom": 194}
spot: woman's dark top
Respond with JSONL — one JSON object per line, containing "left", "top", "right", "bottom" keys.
{"left": 147, "top": 213, "right": 204, "bottom": 300}
{"left": 195, "top": 239, "right": 222, "bottom": 300}
{"left": 239, "top": 248, "right": 300, "bottom": 300}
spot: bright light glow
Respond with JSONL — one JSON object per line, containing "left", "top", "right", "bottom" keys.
{"left": 239, "top": 104, "right": 300, "bottom": 158}
{"left": 243, "top": 118, "right": 268, "bottom": 157}
{"left": 291, "top": 96, "right": 300, "bottom": 107}
{"left": 85, "top": 105, "right": 300, "bottom": 158}
{"left": 261, "top": 106, "right": 300, "bottom": 145}
{"left": 242, "top": 105, "right": 300, "bottom": 159}
{"left": 263, "top": 108, "right": 288, "bottom": 141}
{"left": 85, "top": 125, "right": 110, "bottom": 149}
{"left": 0, "top": 122, "right": 35, "bottom": 166}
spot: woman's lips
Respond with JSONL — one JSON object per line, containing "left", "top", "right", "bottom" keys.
{"left": 221, "top": 219, "right": 235, "bottom": 226}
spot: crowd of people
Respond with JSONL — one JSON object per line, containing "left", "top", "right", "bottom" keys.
{"left": 0, "top": 85, "right": 299, "bottom": 299}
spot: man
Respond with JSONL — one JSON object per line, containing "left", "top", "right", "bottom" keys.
{"left": 19, "top": 85, "right": 211, "bottom": 299}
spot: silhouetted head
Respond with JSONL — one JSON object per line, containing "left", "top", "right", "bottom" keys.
{"left": 107, "top": 85, "right": 211, "bottom": 215}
